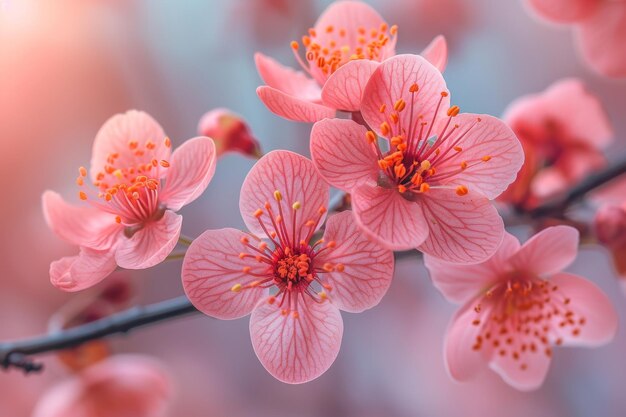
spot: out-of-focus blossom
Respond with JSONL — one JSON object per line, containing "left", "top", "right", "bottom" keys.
{"left": 311, "top": 54, "right": 523, "bottom": 263}
{"left": 43, "top": 110, "right": 217, "bottom": 292}
{"left": 594, "top": 204, "right": 626, "bottom": 288}
{"left": 198, "top": 108, "right": 262, "bottom": 158}
{"left": 500, "top": 78, "right": 613, "bottom": 209}
{"left": 255, "top": 0, "right": 448, "bottom": 123}
{"left": 182, "top": 150, "right": 394, "bottom": 383}
{"left": 32, "top": 355, "right": 172, "bottom": 417}
{"left": 525, "top": 0, "right": 626, "bottom": 78}
{"left": 425, "top": 226, "right": 618, "bottom": 391}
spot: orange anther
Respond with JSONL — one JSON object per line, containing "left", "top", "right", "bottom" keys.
{"left": 242, "top": 266, "right": 251, "bottom": 273}
{"left": 164, "top": 137, "right": 171, "bottom": 148}
{"left": 419, "top": 183, "right": 430, "bottom": 193}
{"left": 379, "top": 104, "right": 387, "bottom": 113}
{"left": 253, "top": 209, "right": 263, "bottom": 218}
{"left": 79, "top": 191, "right": 88, "bottom": 201}
{"left": 115, "top": 216, "right": 122, "bottom": 224}
{"left": 394, "top": 99, "right": 406, "bottom": 112}
{"left": 160, "top": 160, "right": 170, "bottom": 168}
{"left": 308, "top": 28, "right": 317, "bottom": 37}
{"left": 318, "top": 206, "right": 327, "bottom": 214}
{"left": 326, "top": 25, "right": 334, "bottom": 33}
{"left": 389, "top": 25, "right": 398, "bottom": 35}
{"left": 456, "top": 185, "right": 469, "bottom": 196}
{"left": 447, "top": 105, "right": 460, "bottom": 117}
{"left": 397, "top": 184, "right": 407, "bottom": 193}
{"left": 290, "top": 41, "right": 299, "bottom": 50}
{"left": 79, "top": 166, "right": 87, "bottom": 177}
{"left": 366, "top": 130, "right": 377, "bottom": 144}
{"left": 409, "top": 83, "right": 419, "bottom": 93}
{"left": 460, "top": 161, "right": 468, "bottom": 170}
{"left": 441, "top": 91, "right": 449, "bottom": 97}
{"left": 380, "top": 122, "right": 391, "bottom": 136}
{"left": 76, "top": 177, "right": 84, "bottom": 186}
{"left": 394, "top": 164, "right": 407, "bottom": 178}
{"left": 481, "top": 155, "right": 492, "bottom": 162}
{"left": 128, "top": 141, "right": 138, "bottom": 149}
{"left": 454, "top": 146, "right": 462, "bottom": 152}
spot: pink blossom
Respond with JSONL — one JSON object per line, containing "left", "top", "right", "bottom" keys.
{"left": 43, "top": 110, "right": 216, "bottom": 292}
{"left": 182, "top": 150, "right": 394, "bottom": 383}
{"left": 500, "top": 78, "right": 613, "bottom": 208}
{"left": 198, "top": 108, "right": 262, "bottom": 158}
{"left": 594, "top": 204, "right": 626, "bottom": 290}
{"left": 525, "top": 0, "right": 626, "bottom": 78}
{"left": 255, "top": 0, "right": 448, "bottom": 122}
{"left": 32, "top": 355, "right": 172, "bottom": 417}
{"left": 425, "top": 226, "right": 618, "bottom": 391}
{"left": 311, "top": 54, "right": 523, "bottom": 263}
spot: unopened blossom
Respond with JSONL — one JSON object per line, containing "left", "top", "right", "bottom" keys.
{"left": 182, "top": 150, "right": 394, "bottom": 383}
{"left": 44, "top": 110, "right": 216, "bottom": 291}
{"left": 198, "top": 108, "right": 262, "bottom": 158}
{"left": 311, "top": 54, "right": 523, "bottom": 263}
{"left": 32, "top": 355, "right": 172, "bottom": 417}
{"left": 500, "top": 78, "right": 613, "bottom": 208}
{"left": 256, "top": 0, "right": 448, "bottom": 122}
{"left": 526, "top": 0, "right": 626, "bottom": 78}
{"left": 425, "top": 226, "right": 618, "bottom": 390}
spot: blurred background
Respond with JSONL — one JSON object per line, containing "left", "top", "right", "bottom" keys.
{"left": 1, "top": 0, "right": 625, "bottom": 415}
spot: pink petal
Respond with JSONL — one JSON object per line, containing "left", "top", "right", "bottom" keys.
{"left": 551, "top": 273, "right": 618, "bottom": 346}
{"left": 254, "top": 53, "right": 322, "bottom": 102}
{"left": 90, "top": 110, "right": 171, "bottom": 182}
{"left": 114, "top": 211, "right": 182, "bottom": 269}
{"left": 420, "top": 35, "right": 448, "bottom": 72}
{"left": 257, "top": 86, "right": 336, "bottom": 123}
{"left": 50, "top": 248, "right": 117, "bottom": 292}
{"left": 316, "top": 211, "right": 394, "bottom": 312}
{"left": 240, "top": 150, "right": 330, "bottom": 241}
{"left": 361, "top": 54, "right": 449, "bottom": 139}
{"left": 309, "top": 118, "right": 379, "bottom": 192}
{"left": 249, "top": 297, "right": 343, "bottom": 383}
{"left": 509, "top": 226, "right": 579, "bottom": 276}
{"left": 417, "top": 188, "right": 504, "bottom": 264}
{"left": 321, "top": 60, "right": 380, "bottom": 111}
{"left": 530, "top": 166, "right": 568, "bottom": 199}
{"left": 432, "top": 114, "right": 524, "bottom": 199}
{"left": 425, "top": 232, "right": 521, "bottom": 303}
{"left": 525, "top": 0, "right": 600, "bottom": 23}
{"left": 182, "top": 228, "right": 268, "bottom": 320}
{"left": 42, "top": 191, "right": 121, "bottom": 250}
{"left": 351, "top": 184, "right": 429, "bottom": 250}
{"left": 159, "top": 137, "right": 217, "bottom": 211}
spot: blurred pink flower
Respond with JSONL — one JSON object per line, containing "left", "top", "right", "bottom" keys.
{"left": 43, "top": 110, "right": 217, "bottom": 292}
{"left": 526, "top": 0, "right": 626, "bottom": 78}
{"left": 425, "top": 226, "right": 618, "bottom": 391}
{"left": 255, "top": 0, "right": 448, "bottom": 122}
{"left": 311, "top": 54, "right": 523, "bottom": 263}
{"left": 198, "top": 108, "right": 262, "bottom": 158}
{"left": 182, "top": 150, "right": 394, "bottom": 383}
{"left": 594, "top": 204, "right": 626, "bottom": 289}
{"left": 32, "top": 355, "right": 172, "bottom": 417}
{"left": 500, "top": 78, "right": 613, "bottom": 208}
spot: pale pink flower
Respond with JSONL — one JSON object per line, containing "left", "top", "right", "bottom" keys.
{"left": 182, "top": 150, "right": 394, "bottom": 383}
{"left": 255, "top": 0, "right": 448, "bottom": 122}
{"left": 198, "top": 108, "right": 262, "bottom": 158}
{"left": 311, "top": 54, "right": 523, "bottom": 263}
{"left": 525, "top": 0, "right": 626, "bottom": 78}
{"left": 500, "top": 78, "right": 613, "bottom": 208}
{"left": 594, "top": 204, "right": 626, "bottom": 290}
{"left": 425, "top": 226, "right": 618, "bottom": 391}
{"left": 32, "top": 355, "right": 172, "bottom": 417}
{"left": 43, "top": 110, "right": 216, "bottom": 292}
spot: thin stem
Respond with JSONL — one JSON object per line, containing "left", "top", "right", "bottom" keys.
{"left": 165, "top": 250, "right": 187, "bottom": 261}
{"left": 178, "top": 235, "right": 194, "bottom": 246}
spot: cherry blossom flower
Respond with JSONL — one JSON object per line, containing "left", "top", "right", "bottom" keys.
{"left": 198, "top": 108, "right": 262, "bottom": 158}
{"left": 425, "top": 226, "right": 618, "bottom": 391}
{"left": 311, "top": 54, "right": 523, "bottom": 263}
{"left": 255, "top": 0, "right": 448, "bottom": 123}
{"left": 500, "top": 78, "right": 613, "bottom": 208}
{"left": 43, "top": 110, "right": 216, "bottom": 292}
{"left": 525, "top": 0, "right": 626, "bottom": 78}
{"left": 182, "top": 150, "right": 394, "bottom": 383}
{"left": 594, "top": 204, "right": 626, "bottom": 291}
{"left": 32, "top": 355, "right": 172, "bottom": 417}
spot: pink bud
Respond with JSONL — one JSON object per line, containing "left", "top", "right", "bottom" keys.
{"left": 594, "top": 205, "right": 626, "bottom": 248}
{"left": 198, "top": 108, "right": 262, "bottom": 158}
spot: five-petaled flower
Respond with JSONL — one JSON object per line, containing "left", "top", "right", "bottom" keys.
{"left": 425, "top": 226, "right": 618, "bottom": 391}
{"left": 43, "top": 110, "right": 217, "bottom": 291}
{"left": 311, "top": 54, "right": 524, "bottom": 263}
{"left": 182, "top": 150, "right": 394, "bottom": 383}
{"left": 255, "top": 0, "right": 448, "bottom": 123}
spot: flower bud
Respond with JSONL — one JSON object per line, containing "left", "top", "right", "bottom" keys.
{"left": 198, "top": 108, "right": 262, "bottom": 158}
{"left": 594, "top": 205, "right": 626, "bottom": 248}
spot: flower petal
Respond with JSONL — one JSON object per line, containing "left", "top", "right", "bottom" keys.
{"left": 160, "top": 137, "right": 217, "bottom": 211}
{"left": 432, "top": 114, "right": 524, "bottom": 199}
{"left": 50, "top": 248, "right": 117, "bottom": 292}
{"left": 525, "top": 0, "right": 600, "bottom": 23}
{"left": 420, "top": 35, "right": 448, "bottom": 72}
{"left": 257, "top": 86, "right": 336, "bottom": 123}
{"left": 509, "top": 226, "right": 579, "bottom": 276}
{"left": 310, "top": 118, "right": 379, "bottom": 192}
{"left": 351, "top": 184, "right": 429, "bottom": 250}
{"left": 240, "top": 150, "right": 330, "bottom": 241}
{"left": 361, "top": 54, "right": 449, "bottom": 139}
{"left": 115, "top": 211, "right": 182, "bottom": 269}
{"left": 417, "top": 188, "right": 504, "bottom": 264}
{"left": 42, "top": 191, "right": 121, "bottom": 250}
{"left": 316, "top": 211, "right": 394, "bottom": 312}
{"left": 182, "top": 228, "right": 268, "bottom": 320}
{"left": 250, "top": 297, "right": 343, "bottom": 383}
{"left": 90, "top": 110, "right": 170, "bottom": 182}
{"left": 425, "top": 232, "right": 521, "bottom": 304}
{"left": 321, "top": 60, "right": 380, "bottom": 111}
{"left": 254, "top": 53, "right": 322, "bottom": 102}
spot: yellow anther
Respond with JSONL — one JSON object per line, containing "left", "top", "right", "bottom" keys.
{"left": 292, "top": 201, "right": 302, "bottom": 210}
{"left": 113, "top": 169, "right": 123, "bottom": 179}
{"left": 420, "top": 160, "right": 431, "bottom": 170}
{"left": 273, "top": 190, "right": 283, "bottom": 201}
{"left": 231, "top": 283, "right": 243, "bottom": 292}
